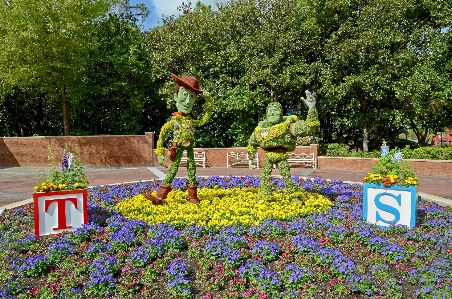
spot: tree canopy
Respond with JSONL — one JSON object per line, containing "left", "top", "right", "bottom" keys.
{"left": 0, "top": 0, "right": 451, "bottom": 150}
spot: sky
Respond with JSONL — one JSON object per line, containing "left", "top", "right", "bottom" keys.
{"left": 129, "top": 0, "right": 226, "bottom": 30}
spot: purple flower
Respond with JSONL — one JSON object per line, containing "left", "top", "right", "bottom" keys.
{"left": 281, "top": 263, "right": 313, "bottom": 287}
{"left": 127, "top": 240, "right": 164, "bottom": 267}
{"left": 249, "top": 219, "right": 286, "bottom": 237}
{"left": 72, "top": 222, "right": 103, "bottom": 243}
{"left": 0, "top": 277, "right": 28, "bottom": 297}
{"left": 252, "top": 240, "right": 281, "bottom": 262}
{"left": 16, "top": 255, "right": 50, "bottom": 277}
{"left": 84, "top": 241, "right": 113, "bottom": 260}
{"left": 61, "top": 148, "right": 74, "bottom": 172}
{"left": 86, "top": 256, "right": 118, "bottom": 296}
{"left": 46, "top": 238, "right": 75, "bottom": 263}
{"left": 166, "top": 259, "right": 192, "bottom": 298}
{"left": 239, "top": 260, "right": 280, "bottom": 293}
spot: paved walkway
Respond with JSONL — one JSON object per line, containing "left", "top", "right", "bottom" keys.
{"left": 0, "top": 166, "right": 451, "bottom": 210}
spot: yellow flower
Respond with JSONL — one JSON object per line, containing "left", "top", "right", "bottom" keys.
{"left": 116, "top": 187, "right": 333, "bottom": 231}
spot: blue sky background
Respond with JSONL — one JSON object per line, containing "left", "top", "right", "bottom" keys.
{"left": 129, "top": 0, "right": 225, "bottom": 30}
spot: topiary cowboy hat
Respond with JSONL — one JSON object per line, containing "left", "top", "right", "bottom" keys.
{"left": 170, "top": 73, "right": 202, "bottom": 94}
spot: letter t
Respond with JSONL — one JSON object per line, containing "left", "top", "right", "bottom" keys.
{"left": 44, "top": 197, "right": 78, "bottom": 230}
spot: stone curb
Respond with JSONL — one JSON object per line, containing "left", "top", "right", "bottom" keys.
{"left": 0, "top": 198, "right": 33, "bottom": 215}
{"left": 418, "top": 192, "right": 452, "bottom": 207}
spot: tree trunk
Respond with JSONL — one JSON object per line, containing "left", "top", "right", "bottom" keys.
{"left": 61, "top": 84, "right": 70, "bottom": 136}
{"left": 363, "top": 125, "right": 369, "bottom": 152}
{"left": 371, "top": 128, "right": 381, "bottom": 150}
{"left": 410, "top": 120, "right": 427, "bottom": 146}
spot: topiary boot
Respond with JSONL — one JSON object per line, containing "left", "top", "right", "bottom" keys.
{"left": 187, "top": 184, "right": 200, "bottom": 204}
{"left": 142, "top": 184, "right": 172, "bottom": 205}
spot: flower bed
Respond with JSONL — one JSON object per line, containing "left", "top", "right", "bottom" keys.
{"left": 1, "top": 176, "right": 451, "bottom": 299}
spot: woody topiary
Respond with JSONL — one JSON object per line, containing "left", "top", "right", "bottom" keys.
{"left": 142, "top": 73, "right": 214, "bottom": 205}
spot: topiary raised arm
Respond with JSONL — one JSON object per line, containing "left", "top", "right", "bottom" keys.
{"left": 290, "top": 90, "right": 320, "bottom": 137}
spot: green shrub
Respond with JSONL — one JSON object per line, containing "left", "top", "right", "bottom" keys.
{"left": 322, "top": 143, "right": 452, "bottom": 160}
{"left": 322, "top": 143, "right": 379, "bottom": 158}
{"left": 388, "top": 139, "right": 420, "bottom": 150}
{"left": 401, "top": 145, "right": 452, "bottom": 160}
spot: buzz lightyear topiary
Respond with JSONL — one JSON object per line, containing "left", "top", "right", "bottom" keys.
{"left": 142, "top": 73, "right": 214, "bottom": 205}
{"left": 247, "top": 91, "right": 319, "bottom": 199}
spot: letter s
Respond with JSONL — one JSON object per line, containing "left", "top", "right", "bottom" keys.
{"left": 374, "top": 192, "right": 401, "bottom": 225}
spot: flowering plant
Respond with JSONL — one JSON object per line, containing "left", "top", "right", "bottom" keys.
{"left": 34, "top": 144, "right": 88, "bottom": 192}
{"left": 364, "top": 142, "right": 418, "bottom": 187}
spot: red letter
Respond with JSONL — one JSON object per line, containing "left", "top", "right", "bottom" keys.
{"left": 44, "top": 198, "right": 78, "bottom": 230}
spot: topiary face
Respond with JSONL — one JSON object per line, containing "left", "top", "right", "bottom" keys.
{"left": 175, "top": 86, "right": 197, "bottom": 114}
{"left": 266, "top": 105, "right": 283, "bottom": 125}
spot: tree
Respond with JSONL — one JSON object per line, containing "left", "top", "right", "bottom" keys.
{"left": 69, "top": 10, "right": 167, "bottom": 135}
{"left": 0, "top": 0, "right": 117, "bottom": 135}
{"left": 393, "top": 0, "right": 452, "bottom": 144}
{"left": 300, "top": 0, "right": 452, "bottom": 150}
{"left": 145, "top": 0, "right": 315, "bottom": 147}
{"left": 0, "top": 84, "right": 61, "bottom": 136}
{"left": 302, "top": 0, "right": 412, "bottom": 151}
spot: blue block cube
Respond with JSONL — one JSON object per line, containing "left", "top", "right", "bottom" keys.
{"left": 363, "top": 183, "right": 417, "bottom": 229}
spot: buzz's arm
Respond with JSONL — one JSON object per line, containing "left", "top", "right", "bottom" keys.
{"left": 193, "top": 91, "right": 214, "bottom": 127}
{"left": 290, "top": 107, "right": 320, "bottom": 137}
{"left": 247, "top": 127, "right": 259, "bottom": 161}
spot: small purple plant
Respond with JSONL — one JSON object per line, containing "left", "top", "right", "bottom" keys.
{"left": 86, "top": 256, "right": 118, "bottom": 296}
{"left": 280, "top": 263, "right": 313, "bottom": 289}
{"left": 239, "top": 260, "right": 281, "bottom": 294}
{"left": 252, "top": 240, "right": 281, "bottom": 262}
{"left": 166, "top": 259, "right": 192, "bottom": 299}
{"left": 15, "top": 254, "right": 50, "bottom": 277}
{"left": 61, "top": 148, "right": 74, "bottom": 172}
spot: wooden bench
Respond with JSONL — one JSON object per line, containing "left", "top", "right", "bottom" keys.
{"left": 287, "top": 152, "right": 317, "bottom": 169}
{"left": 179, "top": 151, "right": 206, "bottom": 168}
{"left": 227, "top": 152, "right": 259, "bottom": 169}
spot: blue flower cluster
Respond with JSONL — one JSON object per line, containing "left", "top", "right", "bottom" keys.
{"left": 249, "top": 219, "right": 286, "bottom": 237}
{"left": 86, "top": 256, "right": 118, "bottom": 296}
{"left": 150, "top": 223, "right": 188, "bottom": 251}
{"left": 89, "top": 181, "right": 160, "bottom": 206}
{"left": 166, "top": 259, "right": 192, "bottom": 299}
{"left": 292, "top": 235, "right": 358, "bottom": 286}
{"left": 183, "top": 225, "right": 212, "bottom": 239}
{"left": 84, "top": 241, "right": 113, "bottom": 260}
{"left": 352, "top": 221, "right": 408, "bottom": 261}
{"left": 0, "top": 277, "right": 28, "bottom": 298}
{"left": 9, "top": 234, "right": 42, "bottom": 252}
{"left": 71, "top": 221, "right": 103, "bottom": 243}
{"left": 46, "top": 237, "right": 75, "bottom": 263}
{"left": 127, "top": 240, "right": 164, "bottom": 267}
{"left": 410, "top": 255, "right": 452, "bottom": 298}
{"left": 204, "top": 238, "right": 243, "bottom": 267}
{"left": 280, "top": 263, "right": 313, "bottom": 289}
{"left": 13, "top": 254, "right": 50, "bottom": 277}
{"left": 252, "top": 240, "right": 281, "bottom": 262}
{"left": 239, "top": 260, "right": 281, "bottom": 293}
{"left": 106, "top": 217, "right": 147, "bottom": 252}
